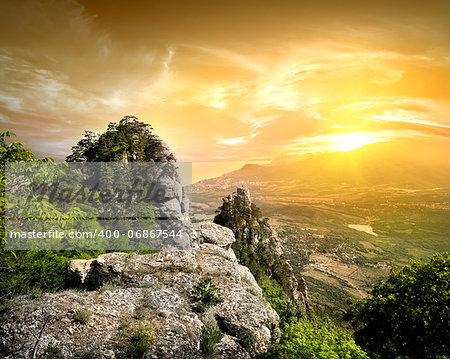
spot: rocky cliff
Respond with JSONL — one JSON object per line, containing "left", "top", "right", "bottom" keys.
{"left": 0, "top": 223, "right": 279, "bottom": 358}
{"left": 214, "top": 187, "right": 309, "bottom": 308}
{"left": 0, "top": 119, "right": 305, "bottom": 358}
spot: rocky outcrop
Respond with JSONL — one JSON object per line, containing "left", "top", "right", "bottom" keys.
{"left": 0, "top": 224, "right": 279, "bottom": 359}
{"left": 214, "top": 186, "right": 282, "bottom": 252}
{"left": 194, "top": 222, "right": 236, "bottom": 249}
{"left": 214, "top": 187, "right": 310, "bottom": 308}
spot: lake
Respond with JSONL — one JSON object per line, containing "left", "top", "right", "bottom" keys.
{"left": 348, "top": 224, "right": 378, "bottom": 237}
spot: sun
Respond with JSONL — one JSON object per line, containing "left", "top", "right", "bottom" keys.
{"left": 330, "top": 132, "right": 388, "bottom": 152}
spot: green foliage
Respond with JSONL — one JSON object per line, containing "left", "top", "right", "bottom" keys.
{"left": 126, "top": 321, "right": 158, "bottom": 358}
{"left": 192, "top": 278, "right": 223, "bottom": 305}
{"left": 214, "top": 198, "right": 292, "bottom": 296}
{"left": 237, "top": 328, "right": 256, "bottom": 355}
{"left": 0, "top": 131, "right": 48, "bottom": 248}
{"left": 0, "top": 131, "right": 37, "bottom": 169}
{"left": 259, "top": 276, "right": 306, "bottom": 323}
{"left": 0, "top": 250, "right": 102, "bottom": 298}
{"left": 133, "top": 305, "right": 147, "bottom": 320}
{"left": 66, "top": 116, "right": 175, "bottom": 162}
{"left": 346, "top": 252, "right": 450, "bottom": 359}
{"left": 215, "top": 194, "right": 369, "bottom": 358}
{"left": 73, "top": 308, "right": 91, "bottom": 325}
{"left": 265, "top": 314, "right": 370, "bottom": 359}
{"left": 200, "top": 325, "right": 223, "bottom": 359}
{"left": 0, "top": 133, "right": 104, "bottom": 301}
{"left": 42, "top": 342, "right": 65, "bottom": 359}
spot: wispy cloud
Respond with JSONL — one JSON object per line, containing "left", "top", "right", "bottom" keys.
{"left": 283, "top": 130, "right": 427, "bottom": 156}
{"left": 371, "top": 109, "right": 450, "bottom": 129}
{"left": 0, "top": 0, "right": 449, "bottom": 167}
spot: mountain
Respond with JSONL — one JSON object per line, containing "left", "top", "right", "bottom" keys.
{"left": 192, "top": 139, "right": 450, "bottom": 317}
{"left": 208, "top": 140, "right": 450, "bottom": 189}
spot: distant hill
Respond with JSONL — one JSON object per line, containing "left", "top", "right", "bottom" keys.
{"left": 204, "top": 140, "right": 450, "bottom": 189}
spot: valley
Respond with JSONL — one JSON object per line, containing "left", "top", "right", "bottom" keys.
{"left": 192, "top": 178, "right": 450, "bottom": 317}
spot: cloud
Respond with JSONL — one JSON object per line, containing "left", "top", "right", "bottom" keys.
{"left": 217, "top": 131, "right": 260, "bottom": 146}
{"left": 0, "top": 0, "right": 449, "bottom": 167}
{"left": 284, "top": 130, "right": 427, "bottom": 155}
{"left": 335, "top": 97, "right": 450, "bottom": 133}
{"left": 371, "top": 109, "right": 450, "bottom": 129}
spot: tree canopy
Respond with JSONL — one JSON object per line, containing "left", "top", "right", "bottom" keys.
{"left": 346, "top": 251, "right": 450, "bottom": 359}
{"left": 66, "top": 116, "right": 175, "bottom": 162}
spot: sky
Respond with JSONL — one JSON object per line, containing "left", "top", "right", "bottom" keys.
{"left": 0, "top": 0, "right": 449, "bottom": 182}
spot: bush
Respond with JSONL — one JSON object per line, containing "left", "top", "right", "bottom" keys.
{"left": 347, "top": 252, "right": 450, "bottom": 359}
{"left": 192, "top": 278, "right": 223, "bottom": 306}
{"left": 133, "top": 305, "right": 147, "bottom": 320}
{"left": 98, "top": 281, "right": 121, "bottom": 293}
{"left": 42, "top": 342, "right": 64, "bottom": 359}
{"left": 73, "top": 309, "right": 91, "bottom": 325}
{"left": 200, "top": 325, "right": 223, "bottom": 359}
{"left": 266, "top": 314, "right": 369, "bottom": 359}
{"left": 237, "top": 328, "right": 256, "bottom": 355}
{"left": 127, "top": 321, "right": 157, "bottom": 358}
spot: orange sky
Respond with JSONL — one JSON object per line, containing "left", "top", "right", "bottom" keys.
{"left": 0, "top": 0, "right": 449, "bottom": 182}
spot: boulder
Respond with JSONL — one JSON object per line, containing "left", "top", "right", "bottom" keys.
{"left": 195, "top": 222, "right": 236, "bottom": 248}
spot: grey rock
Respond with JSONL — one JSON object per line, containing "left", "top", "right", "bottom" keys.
{"left": 195, "top": 222, "right": 236, "bottom": 248}
{"left": 236, "top": 187, "right": 252, "bottom": 207}
{"left": 217, "top": 335, "right": 251, "bottom": 359}
{"left": 2, "top": 243, "right": 279, "bottom": 358}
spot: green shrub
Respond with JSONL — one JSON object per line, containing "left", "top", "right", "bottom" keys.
{"left": 133, "top": 305, "right": 147, "bottom": 320}
{"left": 126, "top": 321, "right": 158, "bottom": 358}
{"left": 98, "top": 281, "right": 121, "bottom": 293}
{"left": 73, "top": 309, "right": 91, "bottom": 325}
{"left": 237, "top": 328, "right": 256, "bottom": 355}
{"left": 192, "top": 278, "right": 223, "bottom": 306}
{"left": 347, "top": 252, "right": 450, "bottom": 359}
{"left": 140, "top": 290, "right": 156, "bottom": 309}
{"left": 42, "top": 342, "right": 64, "bottom": 359}
{"left": 266, "top": 314, "right": 369, "bottom": 359}
{"left": 200, "top": 325, "right": 223, "bottom": 359}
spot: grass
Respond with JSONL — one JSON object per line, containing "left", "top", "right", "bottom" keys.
{"left": 140, "top": 290, "right": 156, "bottom": 309}
{"left": 98, "top": 281, "right": 121, "bottom": 293}
{"left": 73, "top": 309, "right": 91, "bottom": 325}
{"left": 134, "top": 305, "right": 147, "bottom": 320}
{"left": 127, "top": 321, "right": 158, "bottom": 358}
{"left": 237, "top": 329, "right": 256, "bottom": 355}
{"left": 200, "top": 325, "right": 223, "bottom": 359}
{"left": 42, "top": 342, "right": 64, "bottom": 359}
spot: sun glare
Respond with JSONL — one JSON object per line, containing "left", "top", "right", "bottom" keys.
{"left": 330, "top": 132, "right": 388, "bottom": 152}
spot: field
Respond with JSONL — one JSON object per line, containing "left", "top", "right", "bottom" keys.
{"left": 192, "top": 179, "right": 450, "bottom": 317}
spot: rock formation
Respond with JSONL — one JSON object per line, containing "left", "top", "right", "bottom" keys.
{"left": 0, "top": 224, "right": 279, "bottom": 358}
{"left": 214, "top": 187, "right": 310, "bottom": 308}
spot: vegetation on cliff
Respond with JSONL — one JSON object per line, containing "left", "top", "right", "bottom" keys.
{"left": 66, "top": 115, "right": 175, "bottom": 163}
{"left": 213, "top": 189, "right": 301, "bottom": 301}
{"left": 347, "top": 251, "right": 450, "bottom": 359}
